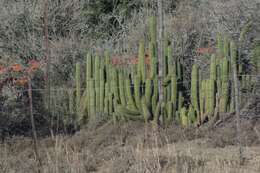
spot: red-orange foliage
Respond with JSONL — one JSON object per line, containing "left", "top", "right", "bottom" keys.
{"left": 0, "top": 60, "right": 42, "bottom": 93}
{"left": 13, "top": 77, "right": 28, "bottom": 86}
{"left": 0, "top": 66, "right": 7, "bottom": 74}
{"left": 27, "top": 60, "right": 40, "bottom": 73}
{"left": 10, "top": 64, "right": 23, "bottom": 72}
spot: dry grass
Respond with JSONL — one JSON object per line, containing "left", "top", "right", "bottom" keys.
{"left": 1, "top": 120, "right": 260, "bottom": 173}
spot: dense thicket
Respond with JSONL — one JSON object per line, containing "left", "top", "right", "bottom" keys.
{"left": 0, "top": 0, "right": 259, "bottom": 137}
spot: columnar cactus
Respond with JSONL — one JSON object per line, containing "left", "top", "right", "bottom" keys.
{"left": 145, "top": 78, "right": 152, "bottom": 105}
{"left": 100, "top": 67, "right": 105, "bottom": 112}
{"left": 180, "top": 107, "right": 188, "bottom": 126}
{"left": 200, "top": 80, "right": 206, "bottom": 118}
{"left": 171, "top": 61, "right": 177, "bottom": 109}
{"left": 219, "top": 57, "right": 229, "bottom": 112}
{"left": 125, "top": 76, "right": 136, "bottom": 110}
{"left": 188, "top": 105, "right": 196, "bottom": 124}
{"left": 191, "top": 64, "right": 200, "bottom": 121}
{"left": 223, "top": 36, "right": 230, "bottom": 58}
{"left": 149, "top": 16, "right": 157, "bottom": 44}
{"left": 118, "top": 71, "right": 127, "bottom": 106}
{"left": 149, "top": 42, "right": 157, "bottom": 79}
{"left": 138, "top": 40, "right": 146, "bottom": 82}
{"left": 134, "top": 75, "right": 142, "bottom": 109}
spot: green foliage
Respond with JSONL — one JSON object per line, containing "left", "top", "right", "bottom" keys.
{"left": 81, "top": 0, "right": 142, "bottom": 38}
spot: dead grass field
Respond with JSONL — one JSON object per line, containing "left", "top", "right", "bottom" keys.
{"left": 1, "top": 113, "right": 260, "bottom": 173}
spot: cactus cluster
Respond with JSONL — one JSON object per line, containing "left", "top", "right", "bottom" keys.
{"left": 49, "top": 17, "right": 255, "bottom": 128}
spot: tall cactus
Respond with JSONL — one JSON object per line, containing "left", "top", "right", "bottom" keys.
{"left": 138, "top": 40, "right": 146, "bottom": 82}
{"left": 149, "top": 42, "right": 157, "bottom": 79}
{"left": 94, "top": 55, "right": 100, "bottom": 112}
{"left": 100, "top": 67, "right": 105, "bottom": 112}
{"left": 145, "top": 78, "right": 152, "bottom": 105}
{"left": 200, "top": 80, "right": 206, "bottom": 119}
{"left": 209, "top": 55, "right": 217, "bottom": 115}
{"left": 118, "top": 71, "right": 127, "bottom": 106}
{"left": 149, "top": 16, "right": 157, "bottom": 44}
{"left": 180, "top": 107, "right": 188, "bottom": 126}
{"left": 219, "top": 57, "right": 229, "bottom": 112}
{"left": 191, "top": 64, "right": 200, "bottom": 121}
{"left": 171, "top": 61, "right": 177, "bottom": 107}
{"left": 134, "top": 74, "right": 142, "bottom": 109}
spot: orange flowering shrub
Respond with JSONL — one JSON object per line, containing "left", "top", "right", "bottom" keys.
{"left": 13, "top": 77, "right": 28, "bottom": 86}
{"left": 0, "top": 66, "right": 7, "bottom": 74}
{"left": 27, "top": 60, "right": 40, "bottom": 73}
{"left": 10, "top": 64, "right": 23, "bottom": 72}
{"left": 0, "top": 60, "right": 42, "bottom": 92}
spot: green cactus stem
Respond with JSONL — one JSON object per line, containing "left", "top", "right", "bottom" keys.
{"left": 188, "top": 105, "right": 196, "bottom": 124}
{"left": 138, "top": 40, "right": 146, "bottom": 81}
{"left": 145, "top": 78, "right": 152, "bottom": 104}
{"left": 149, "top": 16, "right": 157, "bottom": 44}
{"left": 134, "top": 75, "right": 142, "bottom": 109}
{"left": 180, "top": 107, "right": 188, "bottom": 126}
{"left": 191, "top": 64, "right": 200, "bottom": 121}
{"left": 100, "top": 68, "right": 105, "bottom": 112}
{"left": 118, "top": 71, "right": 127, "bottom": 106}
{"left": 149, "top": 42, "right": 157, "bottom": 79}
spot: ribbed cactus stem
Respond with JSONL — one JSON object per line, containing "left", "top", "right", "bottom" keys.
{"left": 191, "top": 64, "right": 200, "bottom": 121}
{"left": 149, "top": 16, "right": 157, "bottom": 44}
{"left": 125, "top": 76, "right": 136, "bottom": 110}
{"left": 166, "top": 102, "right": 173, "bottom": 124}
{"left": 180, "top": 107, "right": 188, "bottom": 126}
{"left": 149, "top": 42, "right": 157, "bottom": 79}
{"left": 89, "top": 79, "right": 95, "bottom": 120}
{"left": 138, "top": 40, "right": 146, "bottom": 81}
{"left": 188, "top": 105, "right": 196, "bottom": 124}
{"left": 145, "top": 78, "right": 152, "bottom": 104}
{"left": 86, "top": 53, "right": 92, "bottom": 80}
{"left": 134, "top": 75, "right": 142, "bottom": 109}
{"left": 220, "top": 57, "right": 229, "bottom": 112}
{"left": 171, "top": 62, "right": 178, "bottom": 107}
{"left": 118, "top": 71, "right": 126, "bottom": 106}
{"left": 100, "top": 68, "right": 105, "bottom": 112}
{"left": 209, "top": 78, "right": 215, "bottom": 115}
{"left": 200, "top": 80, "right": 206, "bottom": 118}
{"left": 94, "top": 55, "right": 100, "bottom": 113}
{"left": 141, "top": 97, "right": 151, "bottom": 123}
{"left": 223, "top": 36, "right": 230, "bottom": 58}
{"left": 210, "top": 54, "right": 217, "bottom": 81}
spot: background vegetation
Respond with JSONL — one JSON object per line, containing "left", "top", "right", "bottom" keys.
{"left": 0, "top": 0, "right": 259, "bottom": 136}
